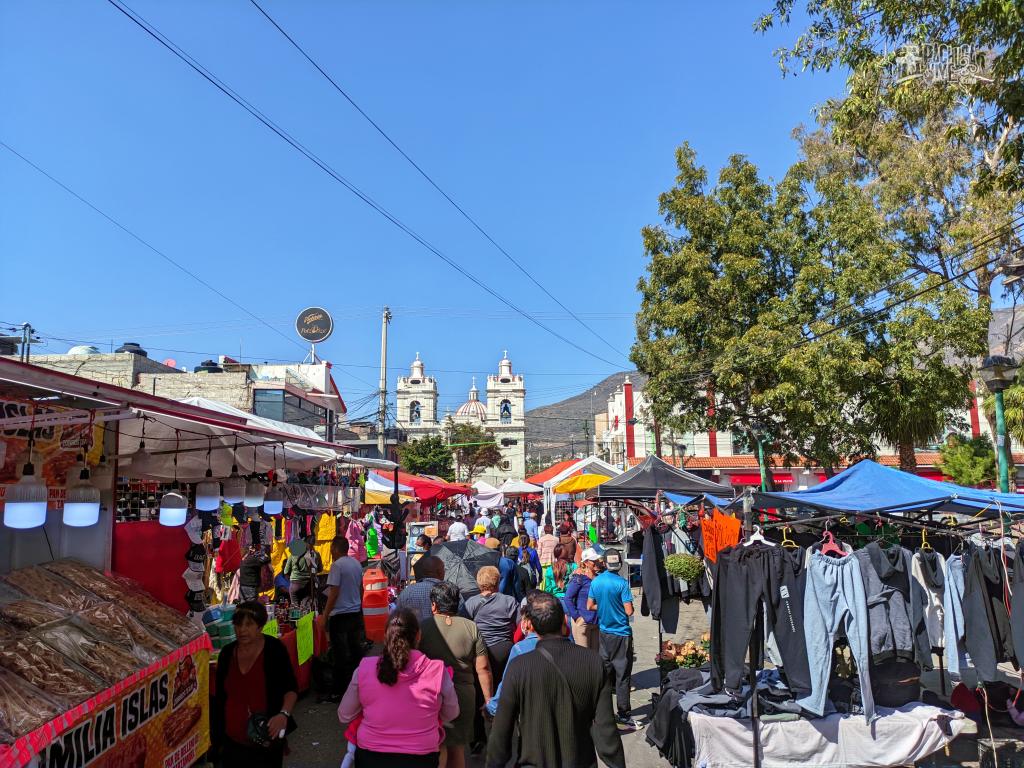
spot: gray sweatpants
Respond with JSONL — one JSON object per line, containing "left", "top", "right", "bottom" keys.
{"left": 797, "top": 553, "right": 875, "bottom": 722}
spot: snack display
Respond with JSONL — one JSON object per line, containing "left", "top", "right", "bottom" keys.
{"left": 35, "top": 622, "right": 141, "bottom": 686}
{"left": 0, "top": 668, "right": 65, "bottom": 740}
{"left": 126, "top": 594, "right": 203, "bottom": 646}
{"left": 0, "top": 633, "right": 102, "bottom": 704}
{"left": 0, "top": 600, "right": 66, "bottom": 630}
{"left": 3, "top": 566, "right": 102, "bottom": 613}
{"left": 42, "top": 559, "right": 126, "bottom": 602}
{"left": 78, "top": 603, "right": 175, "bottom": 664}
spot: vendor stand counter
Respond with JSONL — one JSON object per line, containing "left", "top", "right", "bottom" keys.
{"left": 0, "top": 560, "right": 211, "bottom": 768}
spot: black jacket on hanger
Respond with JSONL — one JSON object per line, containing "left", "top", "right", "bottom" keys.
{"left": 964, "top": 544, "right": 1017, "bottom": 682}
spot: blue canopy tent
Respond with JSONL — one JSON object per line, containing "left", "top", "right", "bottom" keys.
{"left": 665, "top": 491, "right": 740, "bottom": 510}
{"left": 754, "top": 459, "right": 1024, "bottom": 519}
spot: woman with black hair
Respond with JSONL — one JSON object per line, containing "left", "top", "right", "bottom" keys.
{"left": 212, "top": 601, "right": 298, "bottom": 768}
{"left": 338, "top": 609, "right": 458, "bottom": 768}
{"left": 418, "top": 582, "right": 493, "bottom": 768}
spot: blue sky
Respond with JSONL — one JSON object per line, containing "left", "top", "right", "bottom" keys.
{"left": 0, "top": 0, "right": 844, "bottom": 418}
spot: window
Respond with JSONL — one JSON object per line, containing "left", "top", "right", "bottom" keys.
{"left": 499, "top": 399, "right": 512, "bottom": 424}
{"left": 409, "top": 401, "right": 422, "bottom": 425}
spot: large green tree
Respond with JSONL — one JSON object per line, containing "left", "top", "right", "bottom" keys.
{"left": 448, "top": 421, "right": 503, "bottom": 484}
{"left": 938, "top": 434, "right": 996, "bottom": 487}
{"left": 397, "top": 434, "right": 454, "bottom": 481}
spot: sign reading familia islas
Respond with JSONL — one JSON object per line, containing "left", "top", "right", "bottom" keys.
{"left": 295, "top": 307, "right": 334, "bottom": 343}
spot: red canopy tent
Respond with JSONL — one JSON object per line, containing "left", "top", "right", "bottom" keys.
{"left": 394, "top": 470, "right": 470, "bottom": 504}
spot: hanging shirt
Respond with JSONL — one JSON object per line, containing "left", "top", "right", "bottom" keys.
{"left": 700, "top": 511, "right": 741, "bottom": 563}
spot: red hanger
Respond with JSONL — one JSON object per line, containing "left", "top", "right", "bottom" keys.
{"left": 820, "top": 530, "right": 846, "bottom": 557}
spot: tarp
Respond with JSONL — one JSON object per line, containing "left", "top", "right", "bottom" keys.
{"left": 587, "top": 455, "right": 733, "bottom": 500}
{"left": 470, "top": 480, "right": 505, "bottom": 510}
{"left": 363, "top": 489, "right": 414, "bottom": 506}
{"left": 394, "top": 471, "right": 470, "bottom": 504}
{"left": 499, "top": 479, "right": 543, "bottom": 495}
{"left": 429, "top": 539, "right": 500, "bottom": 599}
{"left": 665, "top": 491, "right": 740, "bottom": 509}
{"left": 554, "top": 474, "right": 611, "bottom": 494}
{"left": 365, "top": 471, "right": 413, "bottom": 495}
{"left": 755, "top": 459, "right": 1024, "bottom": 516}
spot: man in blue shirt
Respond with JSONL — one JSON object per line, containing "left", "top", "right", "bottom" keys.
{"left": 523, "top": 511, "right": 539, "bottom": 544}
{"left": 588, "top": 556, "right": 635, "bottom": 724}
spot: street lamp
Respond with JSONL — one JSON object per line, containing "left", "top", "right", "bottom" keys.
{"left": 980, "top": 354, "right": 1019, "bottom": 493}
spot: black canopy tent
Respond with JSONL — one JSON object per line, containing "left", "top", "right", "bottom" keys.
{"left": 585, "top": 455, "right": 734, "bottom": 500}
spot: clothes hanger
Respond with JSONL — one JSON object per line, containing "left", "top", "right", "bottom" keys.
{"left": 820, "top": 529, "right": 846, "bottom": 557}
{"left": 743, "top": 525, "right": 775, "bottom": 547}
{"left": 780, "top": 526, "right": 798, "bottom": 549}
{"left": 919, "top": 528, "right": 933, "bottom": 552}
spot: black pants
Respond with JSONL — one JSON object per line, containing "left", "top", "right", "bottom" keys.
{"left": 355, "top": 748, "right": 439, "bottom": 767}
{"left": 221, "top": 738, "right": 284, "bottom": 768}
{"left": 288, "top": 580, "right": 311, "bottom": 608}
{"left": 710, "top": 544, "right": 810, "bottom": 698}
{"left": 486, "top": 639, "right": 514, "bottom": 684}
{"left": 599, "top": 631, "right": 633, "bottom": 716}
{"left": 330, "top": 611, "right": 366, "bottom": 696}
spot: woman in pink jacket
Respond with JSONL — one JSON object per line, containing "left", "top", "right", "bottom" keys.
{"left": 338, "top": 609, "right": 458, "bottom": 767}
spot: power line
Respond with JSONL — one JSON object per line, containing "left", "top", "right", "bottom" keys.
{"left": 248, "top": 0, "right": 629, "bottom": 363}
{"left": 102, "top": 0, "right": 625, "bottom": 370}
{"left": 0, "top": 141, "right": 308, "bottom": 358}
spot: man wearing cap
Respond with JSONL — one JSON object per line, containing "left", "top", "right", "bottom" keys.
{"left": 565, "top": 548, "right": 602, "bottom": 650}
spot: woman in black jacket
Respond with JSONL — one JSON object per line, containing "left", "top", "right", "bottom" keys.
{"left": 212, "top": 601, "right": 298, "bottom": 768}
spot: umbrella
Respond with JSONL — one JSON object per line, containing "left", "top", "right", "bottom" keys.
{"left": 429, "top": 539, "right": 500, "bottom": 599}
{"left": 553, "top": 474, "right": 611, "bottom": 494}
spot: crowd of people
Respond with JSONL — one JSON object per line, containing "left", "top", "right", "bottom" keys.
{"left": 211, "top": 499, "right": 635, "bottom": 767}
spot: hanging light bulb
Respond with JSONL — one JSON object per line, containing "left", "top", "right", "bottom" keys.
{"left": 194, "top": 439, "right": 220, "bottom": 511}
{"left": 4, "top": 451, "right": 49, "bottom": 530}
{"left": 245, "top": 476, "right": 266, "bottom": 509}
{"left": 159, "top": 430, "right": 188, "bottom": 526}
{"left": 222, "top": 436, "right": 245, "bottom": 504}
{"left": 262, "top": 446, "right": 283, "bottom": 514}
{"left": 64, "top": 466, "right": 101, "bottom": 527}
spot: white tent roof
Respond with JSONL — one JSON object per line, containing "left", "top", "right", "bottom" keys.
{"left": 366, "top": 471, "right": 413, "bottom": 495}
{"left": 542, "top": 456, "right": 622, "bottom": 488}
{"left": 471, "top": 480, "right": 505, "bottom": 510}
{"left": 499, "top": 479, "right": 543, "bottom": 495}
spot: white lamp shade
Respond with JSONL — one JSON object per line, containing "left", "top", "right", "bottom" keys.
{"left": 4, "top": 465, "right": 49, "bottom": 529}
{"left": 195, "top": 473, "right": 221, "bottom": 511}
{"left": 244, "top": 478, "right": 266, "bottom": 509}
{"left": 159, "top": 490, "right": 188, "bottom": 527}
{"left": 222, "top": 467, "right": 245, "bottom": 505}
{"left": 64, "top": 471, "right": 101, "bottom": 527}
{"left": 263, "top": 485, "right": 284, "bottom": 515}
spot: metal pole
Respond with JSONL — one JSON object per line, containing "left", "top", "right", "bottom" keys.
{"left": 996, "top": 390, "right": 1010, "bottom": 493}
{"left": 756, "top": 435, "right": 768, "bottom": 492}
{"left": 377, "top": 306, "right": 391, "bottom": 459}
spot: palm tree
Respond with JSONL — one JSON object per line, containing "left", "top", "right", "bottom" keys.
{"left": 868, "top": 376, "right": 949, "bottom": 472}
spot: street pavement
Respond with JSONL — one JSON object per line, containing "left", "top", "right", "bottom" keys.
{"left": 284, "top": 593, "right": 708, "bottom": 767}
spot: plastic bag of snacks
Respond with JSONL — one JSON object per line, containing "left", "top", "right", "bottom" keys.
{"left": 34, "top": 620, "right": 141, "bottom": 686}
{"left": 3, "top": 566, "right": 103, "bottom": 613}
{"left": 78, "top": 602, "right": 176, "bottom": 666}
{"left": 0, "top": 667, "right": 66, "bottom": 741}
{"left": 0, "top": 631, "right": 104, "bottom": 705}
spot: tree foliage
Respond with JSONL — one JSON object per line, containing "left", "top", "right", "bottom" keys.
{"left": 938, "top": 434, "right": 996, "bottom": 487}
{"left": 398, "top": 434, "right": 454, "bottom": 481}
{"left": 449, "top": 421, "right": 503, "bottom": 484}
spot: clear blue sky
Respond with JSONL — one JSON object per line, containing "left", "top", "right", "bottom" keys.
{"left": 0, "top": 0, "right": 843, "bottom": 419}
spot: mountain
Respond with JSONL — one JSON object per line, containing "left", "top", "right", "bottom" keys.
{"left": 525, "top": 371, "right": 647, "bottom": 461}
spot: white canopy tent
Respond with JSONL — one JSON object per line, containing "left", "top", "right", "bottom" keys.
{"left": 498, "top": 479, "right": 542, "bottom": 495}
{"left": 469, "top": 480, "right": 505, "bottom": 510}
{"left": 541, "top": 456, "right": 622, "bottom": 524}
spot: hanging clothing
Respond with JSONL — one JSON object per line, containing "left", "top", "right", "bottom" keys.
{"left": 963, "top": 544, "right": 1017, "bottom": 682}
{"left": 314, "top": 513, "right": 337, "bottom": 574}
{"left": 911, "top": 550, "right": 946, "bottom": 649}
{"left": 709, "top": 543, "right": 811, "bottom": 701}
{"left": 943, "top": 553, "right": 967, "bottom": 678}
{"left": 700, "top": 511, "right": 741, "bottom": 564}
{"left": 798, "top": 552, "right": 875, "bottom": 723}
{"left": 1012, "top": 546, "right": 1024, "bottom": 672}
{"left": 851, "top": 543, "right": 931, "bottom": 669}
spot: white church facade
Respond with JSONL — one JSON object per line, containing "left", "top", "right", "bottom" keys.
{"left": 395, "top": 352, "right": 526, "bottom": 485}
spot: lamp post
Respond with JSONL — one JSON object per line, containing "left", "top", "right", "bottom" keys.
{"left": 980, "top": 354, "right": 1019, "bottom": 493}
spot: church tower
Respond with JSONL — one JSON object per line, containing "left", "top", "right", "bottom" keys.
{"left": 395, "top": 353, "right": 439, "bottom": 438}
{"left": 485, "top": 350, "right": 526, "bottom": 482}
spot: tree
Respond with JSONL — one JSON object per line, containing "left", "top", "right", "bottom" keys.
{"left": 449, "top": 421, "right": 503, "bottom": 484}
{"left": 397, "top": 435, "right": 454, "bottom": 481}
{"left": 938, "top": 434, "right": 996, "bottom": 487}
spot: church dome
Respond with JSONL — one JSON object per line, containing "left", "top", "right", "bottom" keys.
{"left": 409, "top": 352, "right": 425, "bottom": 383}
{"left": 455, "top": 378, "right": 487, "bottom": 420}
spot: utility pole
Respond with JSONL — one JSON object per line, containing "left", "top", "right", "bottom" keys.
{"left": 377, "top": 306, "right": 392, "bottom": 459}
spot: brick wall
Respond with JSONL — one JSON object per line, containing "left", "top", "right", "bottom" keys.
{"left": 135, "top": 371, "right": 253, "bottom": 412}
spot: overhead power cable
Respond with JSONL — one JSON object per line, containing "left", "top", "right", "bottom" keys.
{"left": 102, "top": 0, "right": 624, "bottom": 369}
{"left": 248, "top": 0, "right": 629, "bottom": 363}
{"left": 0, "top": 140, "right": 306, "bottom": 356}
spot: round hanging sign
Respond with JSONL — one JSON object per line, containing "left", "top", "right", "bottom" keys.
{"left": 295, "top": 307, "right": 334, "bottom": 343}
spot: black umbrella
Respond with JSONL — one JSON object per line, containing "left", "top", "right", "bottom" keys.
{"left": 429, "top": 539, "right": 500, "bottom": 599}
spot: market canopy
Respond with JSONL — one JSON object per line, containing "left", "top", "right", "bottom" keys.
{"left": 498, "top": 479, "right": 543, "bottom": 495}
{"left": 586, "top": 455, "right": 733, "bottom": 500}
{"left": 470, "top": 480, "right": 505, "bottom": 510}
{"left": 754, "top": 459, "right": 1024, "bottom": 517}
{"left": 394, "top": 471, "right": 470, "bottom": 504}
{"left": 365, "top": 471, "right": 414, "bottom": 495}
{"left": 363, "top": 488, "right": 414, "bottom": 506}
{"left": 554, "top": 473, "right": 611, "bottom": 494}
{"left": 665, "top": 491, "right": 740, "bottom": 509}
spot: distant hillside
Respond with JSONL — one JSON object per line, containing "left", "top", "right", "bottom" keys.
{"left": 526, "top": 371, "right": 647, "bottom": 461}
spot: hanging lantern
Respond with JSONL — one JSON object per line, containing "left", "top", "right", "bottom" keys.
{"left": 263, "top": 484, "right": 284, "bottom": 515}
{"left": 244, "top": 477, "right": 266, "bottom": 509}
{"left": 195, "top": 469, "right": 221, "bottom": 511}
{"left": 159, "top": 488, "right": 188, "bottom": 527}
{"left": 4, "top": 460, "right": 48, "bottom": 529}
{"left": 126, "top": 441, "right": 154, "bottom": 476}
{"left": 222, "top": 436, "right": 245, "bottom": 504}
{"left": 64, "top": 467, "right": 101, "bottom": 527}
